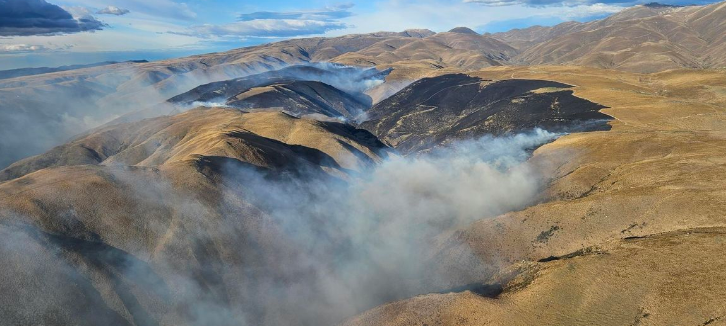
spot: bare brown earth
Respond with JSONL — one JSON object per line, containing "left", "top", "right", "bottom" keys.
{"left": 343, "top": 65, "right": 726, "bottom": 326}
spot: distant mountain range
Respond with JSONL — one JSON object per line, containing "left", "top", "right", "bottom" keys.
{"left": 0, "top": 60, "right": 148, "bottom": 80}
{"left": 492, "top": 1, "right": 726, "bottom": 72}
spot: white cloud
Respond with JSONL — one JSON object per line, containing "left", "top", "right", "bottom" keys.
{"left": 97, "top": 6, "right": 130, "bottom": 16}
{"left": 61, "top": 0, "right": 196, "bottom": 21}
{"left": 0, "top": 0, "right": 104, "bottom": 36}
{"left": 0, "top": 44, "right": 49, "bottom": 52}
{"left": 560, "top": 3, "right": 624, "bottom": 17}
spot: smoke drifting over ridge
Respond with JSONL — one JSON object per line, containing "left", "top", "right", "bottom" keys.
{"left": 168, "top": 62, "right": 390, "bottom": 122}
{"left": 0, "top": 125, "right": 562, "bottom": 326}
{"left": 0, "top": 61, "right": 259, "bottom": 169}
{"left": 0, "top": 55, "right": 581, "bottom": 325}
{"left": 0, "top": 61, "right": 388, "bottom": 170}
{"left": 208, "top": 128, "right": 562, "bottom": 325}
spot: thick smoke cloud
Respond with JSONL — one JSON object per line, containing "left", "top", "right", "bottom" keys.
{"left": 0, "top": 53, "right": 567, "bottom": 325}
{"left": 0, "top": 0, "right": 104, "bottom": 36}
{"left": 0, "top": 126, "right": 562, "bottom": 325}
{"left": 209, "top": 128, "right": 562, "bottom": 325}
{"left": 306, "top": 62, "right": 388, "bottom": 96}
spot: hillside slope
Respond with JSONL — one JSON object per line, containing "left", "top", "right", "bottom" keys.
{"left": 0, "top": 108, "right": 389, "bottom": 326}
{"left": 345, "top": 65, "right": 726, "bottom": 326}
{"left": 496, "top": 2, "right": 726, "bottom": 72}
{"left": 362, "top": 74, "right": 609, "bottom": 154}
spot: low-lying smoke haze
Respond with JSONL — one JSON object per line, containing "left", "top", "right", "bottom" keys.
{"left": 0, "top": 35, "right": 590, "bottom": 325}
{"left": 0, "top": 62, "right": 388, "bottom": 170}
{"left": 0, "top": 126, "right": 562, "bottom": 326}
{"left": 169, "top": 62, "right": 390, "bottom": 122}
{"left": 208, "top": 128, "right": 562, "bottom": 325}
{"left": 0, "top": 62, "right": 256, "bottom": 169}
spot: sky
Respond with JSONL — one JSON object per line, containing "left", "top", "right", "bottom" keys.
{"left": 0, "top": 0, "right": 720, "bottom": 69}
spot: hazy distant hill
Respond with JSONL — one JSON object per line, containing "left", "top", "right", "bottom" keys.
{"left": 495, "top": 2, "right": 726, "bottom": 72}
{"left": 0, "top": 60, "right": 148, "bottom": 80}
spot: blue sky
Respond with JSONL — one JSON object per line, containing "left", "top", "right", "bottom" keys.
{"left": 0, "top": 0, "right": 720, "bottom": 69}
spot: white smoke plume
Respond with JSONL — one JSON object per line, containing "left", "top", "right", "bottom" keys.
{"left": 0, "top": 60, "right": 287, "bottom": 170}
{"left": 0, "top": 126, "right": 563, "bottom": 326}
{"left": 189, "top": 100, "right": 231, "bottom": 108}
{"left": 293, "top": 61, "right": 387, "bottom": 96}
{"left": 0, "top": 60, "right": 392, "bottom": 170}
{"left": 0, "top": 51, "right": 567, "bottom": 325}
{"left": 213, "top": 128, "right": 562, "bottom": 325}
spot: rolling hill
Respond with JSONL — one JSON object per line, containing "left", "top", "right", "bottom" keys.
{"left": 495, "top": 2, "right": 726, "bottom": 72}
{"left": 4, "top": 64, "right": 726, "bottom": 326}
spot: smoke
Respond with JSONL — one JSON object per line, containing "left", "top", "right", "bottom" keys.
{"left": 0, "top": 59, "right": 290, "bottom": 170}
{"left": 168, "top": 62, "right": 391, "bottom": 121}
{"left": 210, "top": 128, "right": 562, "bottom": 325}
{"left": 0, "top": 121, "right": 563, "bottom": 326}
{"left": 0, "top": 58, "right": 395, "bottom": 171}
{"left": 0, "top": 50, "right": 567, "bottom": 325}
{"left": 189, "top": 100, "right": 231, "bottom": 108}
{"left": 300, "top": 62, "right": 388, "bottom": 96}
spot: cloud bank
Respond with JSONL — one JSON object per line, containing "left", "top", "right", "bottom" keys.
{"left": 175, "top": 4, "right": 354, "bottom": 39}
{"left": 0, "top": 0, "right": 104, "bottom": 36}
{"left": 0, "top": 44, "right": 49, "bottom": 52}
{"left": 238, "top": 4, "right": 354, "bottom": 22}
